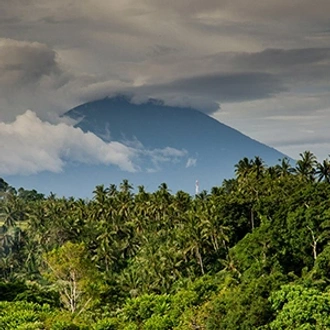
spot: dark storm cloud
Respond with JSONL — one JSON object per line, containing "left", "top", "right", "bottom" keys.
{"left": 179, "top": 47, "right": 330, "bottom": 98}
{"left": 0, "top": 38, "right": 73, "bottom": 121}
{"left": 146, "top": 72, "right": 285, "bottom": 106}
{"left": 71, "top": 46, "right": 329, "bottom": 114}
{"left": 74, "top": 71, "right": 285, "bottom": 114}
{"left": 0, "top": 39, "right": 66, "bottom": 88}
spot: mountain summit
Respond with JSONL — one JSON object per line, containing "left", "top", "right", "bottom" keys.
{"left": 66, "top": 97, "right": 287, "bottom": 194}
{"left": 7, "top": 97, "right": 288, "bottom": 196}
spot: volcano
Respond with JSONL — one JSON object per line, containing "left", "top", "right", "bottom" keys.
{"left": 7, "top": 97, "right": 288, "bottom": 197}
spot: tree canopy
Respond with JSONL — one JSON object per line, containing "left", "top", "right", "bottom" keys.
{"left": 1, "top": 151, "right": 330, "bottom": 329}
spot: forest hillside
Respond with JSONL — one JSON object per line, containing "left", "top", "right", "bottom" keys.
{"left": 1, "top": 151, "right": 330, "bottom": 329}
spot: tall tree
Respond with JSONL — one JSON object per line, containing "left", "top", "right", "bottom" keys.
{"left": 316, "top": 158, "right": 330, "bottom": 183}
{"left": 294, "top": 151, "right": 317, "bottom": 182}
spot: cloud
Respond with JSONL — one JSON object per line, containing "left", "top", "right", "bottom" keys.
{"left": 152, "top": 72, "right": 283, "bottom": 102}
{"left": 0, "top": 38, "right": 66, "bottom": 88}
{"left": 0, "top": 0, "right": 330, "bottom": 164}
{"left": 141, "top": 147, "right": 188, "bottom": 172}
{"left": 0, "top": 38, "right": 325, "bottom": 120}
{"left": 232, "top": 48, "right": 330, "bottom": 71}
{"left": 0, "top": 38, "right": 72, "bottom": 122}
{"left": 214, "top": 93, "right": 330, "bottom": 161}
{"left": 0, "top": 4, "right": 328, "bottom": 119}
{"left": 146, "top": 147, "right": 188, "bottom": 164}
{"left": 0, "top": 110, "right": 136, "bottom": 175}
{"left": 229, "top": 48, "right": 330, "bottom": 87}
{"left": 186, "top": 158, "right": 197, "bottom": 168}
{"left": 0, "top": 111, "right": 187, "bottom": 176}
{"left": 143, "top": 0, "right": 330, "bottom": 27}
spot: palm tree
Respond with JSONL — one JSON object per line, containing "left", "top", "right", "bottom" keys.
{"left": 222, "top": 179, "right": 237, "bottom": 194}
{"left": 0, "top": 194, "right": 25, "bottom": 228}
{"left": 0, "top": 178, "right": 9, "bottom": 192}
{"left": 108, "top": 184, "right": 118, "bottom": 196}
{"left": 119, "top": 179, "right": 133, "bottom": 195}
{"left": 251, "top": 156, "right": 265, "bottom": 180}
{"left": 181, "top": 208, "right": 206, "bottom": 275}
{"left": 266, "top": 166, "right": 280, "bottom": 180}
{"left": 196, "top": 190, "right": 209, "bottom": 201}
{"left": 235, "top": 157, "right": 253, "bottom": 181}
{"left": 93, "top": 185, "right": 109, "bottom": 204}
{"left": 0, "top": 227, "right": 13, "bottom": 255}
{"left": 293, "top": 151, "right": 317, "bottom": 182}
{"left": 277, "top": 157, "right": 293, "bottom": 178}
{"left": 173, "top": 191, "right": 191, "bottom": 214}
{"left": 316, "top": 159, "right": 330, "bottom": 183}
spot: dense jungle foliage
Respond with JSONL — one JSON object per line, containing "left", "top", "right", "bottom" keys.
{"left": 1, "top": 150, "right": 330, "bottom": 329}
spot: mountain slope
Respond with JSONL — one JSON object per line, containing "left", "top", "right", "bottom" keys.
{"left": 7, "top": 97, "right": 289, "bottom": 196}
{"left": 66, "top": 97, "right": 287, "bottom": 193}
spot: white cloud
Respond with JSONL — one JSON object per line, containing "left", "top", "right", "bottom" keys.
{"left": 0, "top": 111, "right": 187, "bottom": 176}
{"left": 0, "top": 110, "right": 137, "bottom": 175}
{"left": 142, "top": 147, "right": 188, "bottom": 171}
{"left": 186, "top": 158, "right": 197, "bottom": 168}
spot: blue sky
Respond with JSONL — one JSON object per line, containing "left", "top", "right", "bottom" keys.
{"left": 0, "top": 0, "right": 330, "bottom": 177}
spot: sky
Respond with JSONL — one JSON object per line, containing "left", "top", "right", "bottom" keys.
{"left": 1, "top": 0, "right": 330, "bottom": 177}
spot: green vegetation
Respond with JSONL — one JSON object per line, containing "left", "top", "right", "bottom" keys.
{"left": 1, "top": 151, "right": 330, "bottom": 329}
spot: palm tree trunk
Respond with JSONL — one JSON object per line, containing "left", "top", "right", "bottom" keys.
{"left": 195, "top": 246, "right": 205, "bottom": 275}
{"left": 250, "top": 207, "right": 255, "bottom": 230}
